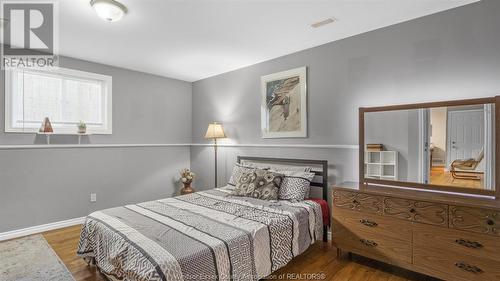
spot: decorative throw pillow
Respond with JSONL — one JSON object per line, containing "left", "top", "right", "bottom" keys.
{"left": 228, "top": 163, "right": 256, "bottom": 186}
{"left": 232, "top": 169, "right": 284, "bottom": 200}
{"left": 277, "top": 171, "right": 315, "bottom": 201}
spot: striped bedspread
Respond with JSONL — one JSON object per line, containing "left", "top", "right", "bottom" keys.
{"left": 77, "top": 187, "right": 323, "bottom": 281}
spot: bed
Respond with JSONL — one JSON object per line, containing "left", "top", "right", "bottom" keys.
{"left": 77, "top": 157, "right": 329, "bottom": 281}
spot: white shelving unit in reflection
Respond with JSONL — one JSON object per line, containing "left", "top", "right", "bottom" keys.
{"left": 365, "top": 151, "right": 398, "bottom": 181}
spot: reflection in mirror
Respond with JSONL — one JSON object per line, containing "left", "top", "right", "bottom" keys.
{"left": 364, "top": 104, "right": 495, "bottom": 191}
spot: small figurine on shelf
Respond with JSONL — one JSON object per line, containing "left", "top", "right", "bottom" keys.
{"left": 77, "top": 121, "right": 87, "bottom": 134}
{"left": 39, "top": 117, "right": 53, "bottom": 133}
{"left": 179, "top": 169, "right": 196, "bottom": 195}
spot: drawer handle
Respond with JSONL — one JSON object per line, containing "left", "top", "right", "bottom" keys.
{"left": 455, "top": 239, "right": 484, "bottom": 249}
{"left": 359, "top": 219, "right": 378, "bottom": 227}
{"left": 486, "top": 219, "right": 495, "bottom": 226}
{"left": 352, "top": 199, "right": 359, "bottom": 205}
{"left": 454, "top": 262, "right": 483, "bottom": 274}
{"left": 359, "top": 239, "right": 378, "bottom": 247}
{"left": 409, "top": 208, "right": 416, "bottom": 214}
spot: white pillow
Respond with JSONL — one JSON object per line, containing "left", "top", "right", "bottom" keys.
{"left": 239, "top": 161, "right": 270, "bottom": 170}
{"left": 270, "top": 165, "right": 312, "bottom": 173}
{"left": 241, "top": 161, "right": 311, "bottom": 172}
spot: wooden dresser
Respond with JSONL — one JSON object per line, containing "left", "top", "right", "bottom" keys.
{"left": 332, "top": 182, "right": 500, "bottom": 281}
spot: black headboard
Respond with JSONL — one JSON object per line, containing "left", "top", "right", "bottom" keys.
{"left": 237, "top": 156, "right": 329, "bottom": 241}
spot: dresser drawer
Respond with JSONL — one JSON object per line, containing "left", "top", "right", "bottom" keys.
{"left": 413, "top": 245, "right": 500, "bottom": 281}
{"left": 332, "top": 208, "right": 412, "bottom": 242}
{"left": 333, "top": 190, "right": 383, "bottom": 215}
{"left": 449, "top": 205, "right": 500, "bottom": 236}
{"left": 383, "top": 197, "right": 448, "bottom": 226}
{"left": 333, "top": 223, "right": 412, "bottom": 264}
{"left": 414, "top": 223, "right": 500, "bottom": 261}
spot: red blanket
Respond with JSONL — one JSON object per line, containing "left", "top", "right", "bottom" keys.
{"left": 306, "top": 198, "right": 330, "bottom": 227}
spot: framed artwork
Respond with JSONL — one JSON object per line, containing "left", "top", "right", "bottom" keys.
{"left": 261, "top": 66, "right": 307, "bottom": 138}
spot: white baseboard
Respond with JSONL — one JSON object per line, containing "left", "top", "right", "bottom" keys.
{"left": 0, "top": 217, "right": 85, "bottom": 242}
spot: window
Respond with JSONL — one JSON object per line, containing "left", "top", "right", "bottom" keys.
{"left": 5, "top": 67, "right": 112, "bottom": 134}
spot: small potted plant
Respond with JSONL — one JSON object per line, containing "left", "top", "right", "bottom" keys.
{"left": 77, "top": 121, "right": 87, "bottom": 134}
{"left": 180, "top": 169, "right": 196, "bottom": 195}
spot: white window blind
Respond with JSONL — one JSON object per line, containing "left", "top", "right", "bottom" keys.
{"left": 5, "top": 67, "right": 112, "bottom": 134}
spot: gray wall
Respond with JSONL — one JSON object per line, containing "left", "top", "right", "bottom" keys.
{"left": 430, "top": 107, "right": 448, "bottom": 165}
{"left": 365, "top": 110, "right": 420, "bottom": 182}
{"left": 0, "top": 56, "right": 192, "bottom": 232}
{"left": 0, "top": 147, "right": 189, "bottom": 232}
{"left": 191, "top": 0, "right": 500, "bottom": 190}
{"left": 0, "top": 56, "right": 192, "bottom": 145}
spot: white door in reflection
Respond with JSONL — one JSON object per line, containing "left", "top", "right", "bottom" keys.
{"left": 447, "top": 109, "right": 484, "bottom": 166}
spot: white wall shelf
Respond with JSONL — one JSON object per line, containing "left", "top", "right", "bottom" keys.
{"left": 37, "top": 132, "right": 92, "bottom": 145}
{"left": 365, "top": 151, "right": 398, "bottom": 180}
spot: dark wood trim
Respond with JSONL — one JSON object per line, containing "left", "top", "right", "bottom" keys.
{"left": 237, "top": 156, "right": 329, "bottom": 241}
{"left": 335, "top": 182, "right": 500, "bottom": 211}
{"left": 364, "top": 178, "right": 494, "bottom": 197}
{"left": 496, "top": 96, "right": 500, "bottom": 199}
{"left": 359, "top": 108, "right": 365, "bottom": 185}
{"left": 361, "top": 97, "right": 495, "bottom": 113}
{"left": 360, "top": 96, "right": 498, "bottom": 199}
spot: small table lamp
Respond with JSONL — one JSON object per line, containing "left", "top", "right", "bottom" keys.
{"left": 205, "top": 122, "right": 227, "bottom": 187}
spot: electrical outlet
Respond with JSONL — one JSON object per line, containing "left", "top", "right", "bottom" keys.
{"left": 90, "top": 193, "right": 97, "bottom": 203}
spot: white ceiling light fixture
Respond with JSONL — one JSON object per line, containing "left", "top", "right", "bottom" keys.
{"left": 90, "top": 0, "right": 127, "bottom": 22}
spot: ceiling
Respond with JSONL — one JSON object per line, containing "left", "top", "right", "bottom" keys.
{"left": 13, "top": 0, "right": 482, "bottom": 81}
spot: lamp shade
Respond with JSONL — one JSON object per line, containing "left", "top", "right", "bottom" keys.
{"left": 205, "top": 122, "right": 226, "bottom": 139}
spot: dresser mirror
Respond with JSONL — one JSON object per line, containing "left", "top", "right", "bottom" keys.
{"left": 360, "top": 97, "right": 499, "bottom": 198}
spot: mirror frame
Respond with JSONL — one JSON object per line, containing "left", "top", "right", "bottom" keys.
{"left": 359, "top": 96, "right": 500, "bottom": 199}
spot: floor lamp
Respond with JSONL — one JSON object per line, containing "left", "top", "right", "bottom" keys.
{"left": 205, "top": 122, "right": 226, "bottom": 187}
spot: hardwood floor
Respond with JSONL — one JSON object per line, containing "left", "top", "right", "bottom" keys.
{"left": 40, "top": 225, "right": 439, "bottom": 281}
{"left": 429, "top": 166, "right": 484, "bottom": 189}
{"left": 43, "top": 225, "right": 107, "bottom": 281}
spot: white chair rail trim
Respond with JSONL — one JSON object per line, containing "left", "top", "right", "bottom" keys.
{"left": 0, "top": 143, "right": 191, "bottom": 150}
{"left": 191, "top": 143, "right": 358, "bottom": 149}
{"left": 0, "top": 143, "right": 359, "bottom": 150}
